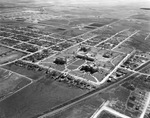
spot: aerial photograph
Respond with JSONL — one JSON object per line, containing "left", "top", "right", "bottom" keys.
{"left": 0, "top": 0, "right": 150, "bottom": 118}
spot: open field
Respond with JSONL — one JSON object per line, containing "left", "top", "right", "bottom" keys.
{"left": 111, "top": 19, "right": 150, "bottom": 32}
{"left": 31, "top": 24, "right": 69, "bottom": 34}
{"left": 0, "top": 46, "right": 27, "bottom": 65}
{"left": 45, "top": 72, "right": 138, "bottom": 118}
{"left": 0, "top": 76, "right": 87, "bottom": 118}
{"left": 39, "top": 19, "right": 69, "bottom": 26}
{"left": 98, "top": 110, "right": 120, "bottom": 118}
{"left": 130, "top": 14, "right": 150, "bottom": 21}
{"left": 46, "top": 94, "right": 104, "bottom": 118}
{"left": 57, "top": 28, "right": 88, "bottom": 38}
{"left": 0, "top": 19, "right": 32, "bottom": 27}
{"left": 0, "top": 68, "right": 31, "bottom": 101}
{"left": 140, "top": 65, "right": 150, "bottom": 74}
{"left": 126, "top": 31, "right": 150, "bottom": 52}
{"left": 0, "top": 51, "right": 24, "bottom": 64}
{"left": 68, "top": 17, "right": 117, "bottom": 27}
{"left": 113, "top": 42, "right": 134, "bottom": 54}
{"left": 0, "top": 46, "right": 12, "bottom": 55}
{"left": 2, "top": 61, "right": 46, "bottom": 80}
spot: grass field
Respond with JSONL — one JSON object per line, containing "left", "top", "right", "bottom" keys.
{"left": 111, "top": 19, "right": 150, "bottom": 32}
{"left": 0, "top": 20, "right": 32, "bottom": 27}
{"left": 2, "top": 63, "right": 46, "bottom": 80}
{"left": 112, "top": 54, "right": 126, "bottom": 66}
{"left": 113, "top": 42, "right": 134, "bottom": 54}
{"left": 0, "top": 46, "right": 12, "bottom": 55}
{"left": 126, "top": 32, "right": 150, "bottom": 52}
{"left": 58, "top": 28, "right": 88, "bottom": 38}
{"left": 99, "top": 85, "right": 131, "bottom": 115}
{"left": 71, "top": 59, "right": 85, "bottom": 66}
{"left": 98, "top": 110, "right": 119, "bottom": 118}
{"left": 110, "top": 86, "right": 130, "bottom": 103}
{"left": 92, "top": 69, "right": 109, "bottom": 82}
{"left": 0, "top": 51, "right": 27, "bottom": 65}
{"left": 48, "top": 94, "right": 104, "bottom": 118}
{"left": 69, "top": 70, "right": 99, "bottom": 83}
{"left": 41, "top": 62, "right": 66, "bottom": 71}
{"left": 42, "top": 25, "right": 68, "bottom": 33}
{"left": 68, "top": 17, "right": 117, "bottom": 27}
{"left": 139, "top": 63, "right": 150, "bottom": 74}
{"left": 0, "top": 77, "right": 87, "bottom": 118}
{"left": 130, "top": 14, "right": 150, "bottom": 21}
{"left": 67, "top": 64, "right": 79, "bottom": 70}
{"left": 0, "top": 68, "right": 31, "bottom": 101}
{"left": 39, "top": 19, "right": 69, "bottom": 26}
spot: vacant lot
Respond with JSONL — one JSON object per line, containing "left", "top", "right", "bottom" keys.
{"left": 0, "top": 51, "right": 26, "bottom": 65}
{"left": 113, "top": 42, "right": 134, "bottom": 54}
{"left": 0, "top": 46, "right": 11, "bottom": 55}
